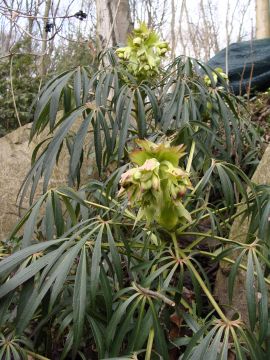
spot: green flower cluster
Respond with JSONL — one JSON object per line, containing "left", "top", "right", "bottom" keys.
{"left": 204, "top": 67, "right": 228, "bottom": 87}
{"left": 119, "top": 140, "right": 192, "bottom": 230}
{"left": 115, "top": 22, "right": 169, "bottom": 79}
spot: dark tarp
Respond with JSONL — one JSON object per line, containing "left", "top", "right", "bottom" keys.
{"left": 207, "top": 38, "right": 270, "bottom": 95}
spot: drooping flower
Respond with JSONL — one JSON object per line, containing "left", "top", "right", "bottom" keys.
{"left": 119, "top": 139, "right": 192, "bottom": 230}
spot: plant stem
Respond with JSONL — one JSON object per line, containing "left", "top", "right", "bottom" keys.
{"left": 26, "top": 350, "right": 50, "bottom": 360}
{"left": 133, "top": 282, "right": 175, "bottom": 306}
{"left": 178, "top": 247, "right": 228, "bottom": 322}
{"left": 186, "top": 125, "right": 198, "bottom": 173}
{"left": 171, "top": 232, "right": 180, "bottom": 260}
{"left": 178, "top": 200, "right": 248, "bottom": 234}
{"left": 145, "top": 327, "right": 155, "bottom": 360}
{"left": 181, "top": 231, "right": 247, "bottom": 248}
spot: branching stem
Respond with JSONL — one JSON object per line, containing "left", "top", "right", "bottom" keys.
{"left": 170, "top": 232, "right": 228, "bottom": 322}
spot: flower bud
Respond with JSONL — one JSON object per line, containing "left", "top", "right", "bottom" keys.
{"left": 157, "top": 42, "right": 168, "bottom": 49}
{"left": 151, "top": 175, "right": 160, "bottom": 190}
{"left": 206, "top": 101, "right": 212, "bottom": 111}
{"left": 133, "top": 170, "right": 141, "bottom": 180}
{"left": 141, "top": 179, "right": 152, "bottom": 190}
{"left": 133, "top": 37, "right": 142, "bottom": 45}
{"left": 177, "top": 185, "right": 186, "bottom": 198}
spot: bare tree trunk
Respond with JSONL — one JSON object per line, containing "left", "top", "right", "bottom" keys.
{"left": 256, "top": 0, "right": 270, "bottom": 39}
{"left": 39, "top": 0, "right": 52, "bottom": 77}
{"left": 96, "top": 0, "right": 133, "bottom": 49}
{"left": 170, "top": 0, "right": 176, "bottom": 58}
{"left": 178, "top": 0, "right": 187, "bottom": 56}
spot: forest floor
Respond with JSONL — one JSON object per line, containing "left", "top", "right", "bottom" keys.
{"left": 249, "top": 91, "right": 270, "bottom": 144}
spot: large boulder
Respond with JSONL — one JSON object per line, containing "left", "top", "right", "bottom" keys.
{"left": 0, "top": 124, "right": 95, "bottom": 241}
{"left": 208, "top": 38, "right": 270, "bottom": 95}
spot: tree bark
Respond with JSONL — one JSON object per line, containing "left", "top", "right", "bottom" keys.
{"left": 39, "top": 0, "right": 52, "bottom": 77}
{"left": 96, "top": 0, "right": 133, "bottom": 49}
{"left": 256, "top": 0, "right": 270, "bottom": 39}
{"left": 170, "top": 0, "right": 176, "bottom": 58}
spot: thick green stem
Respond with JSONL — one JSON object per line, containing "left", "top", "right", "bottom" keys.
{"left": 145, "top": 327, "right": 155, "bottom": 360}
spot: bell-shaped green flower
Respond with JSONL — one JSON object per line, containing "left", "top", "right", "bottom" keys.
{"left": 119, "top": 140, "right": 192, "bottom": 230}
{"left": 204, "top": 67, "right": 228, "bottom": 87}
{"left": 115, "top": 22, "right": 169, "bottom": 80}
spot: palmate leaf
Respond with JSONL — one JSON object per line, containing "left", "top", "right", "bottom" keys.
{"left": 10, "top": 188, "right": 90, "bottom": 245}
{"left": 0, "top": 330, "right": 34, "bottom": 360}
{"left": 226, "top": 244, "right": 269, "bottom": 342}
{"left": 189, "top": 160, "right": 253, "bottom": 213}
{"left": 31, "top": 69, "right": 76, "bottom": 136}
{"left": 0, "top": 220, "right": 102, "bottom": 331}
{"left": 182, "top": 319, "right": 266, "bottom": 360}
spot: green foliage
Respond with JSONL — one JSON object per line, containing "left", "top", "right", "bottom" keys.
{"left": 52, "top": 33, "right": 97, "bottom": 73}
{"left": 0, "top": 39, "right": 40, "bottom": 136}
{"left": 0, "top": 24, "right": 269, "bottom": 359}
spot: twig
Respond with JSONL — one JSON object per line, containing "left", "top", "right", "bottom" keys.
{"left": 239, "top": 62, "right": 246, "bottom": 97}
{"left": 0, "top": 5, "right": 75, "bottom": 20}
{"left": 133, "top": 282, "right": 176, "bottom": 307}
{"left": 9, "top": 55, "right": 22, "bottom": 127}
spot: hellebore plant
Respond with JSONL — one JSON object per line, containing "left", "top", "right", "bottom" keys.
{"left": 119, "top": 139, "right": 192, "bottom": 231}
{"left": 1, "top": 21, "right": 269, "bottom": 360}
{"left": 115, "top": 22, "right": 169, "bottom": 80}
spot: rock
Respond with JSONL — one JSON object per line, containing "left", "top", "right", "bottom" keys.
{"left": 0, "top": 123, "right": 96, "bottom": 241}
{"left": 214, "top": 144, "right": 270, "bottom": 323}
{"left": 208, "top": 38, "right": 270, "bottom": 95}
